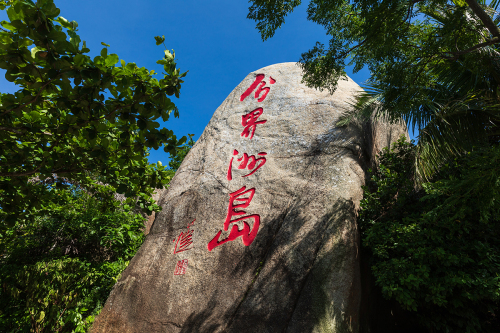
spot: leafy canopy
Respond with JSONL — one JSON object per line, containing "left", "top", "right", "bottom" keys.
{"left": 0, "top": 0, "right": 188, "bottom": 228}
{"left": 248, "top": 0, "right": 500, "bottom": 179}
{"left": 249, "top": 0, "right": 500, "bottom": 95}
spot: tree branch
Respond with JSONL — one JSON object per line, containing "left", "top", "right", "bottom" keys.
{"left": 0, "top": 126, "right": 24, "bottom": 135}
{"left": 441, "top": 37, "right": 500, "bottom": 60}
{"left": 334, "top": 38, "right": 367, "bottom": 61}
{"left": 0, "top": 74, "right": 61, "bottom": 116}
{"left": 0, "top": 164, "right": 44, "bottom": 177}
{"left": 464, "top": 0, "right": 500, "bottom": 38}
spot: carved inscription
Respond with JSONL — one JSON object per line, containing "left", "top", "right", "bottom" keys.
{"left": 240, "top": 73, "right": 276, "bottom": 102}
{"left": 227, "top": 150, "right": 267, "bottom": 180}
{"left": 172, "top": 220, "right": 195, "bottom": 275}
{"left": 241, "top": 107, "right": 267, "bottom": 140}
{"left": 173, "top": 259, "right": 189, "bottom": 276}
{"left": 208, "top": 73, "right": 276, "bottom": 251}
{"left": 207, "top": 186, "right": 260, "bottom": 251}
{"left": 173, "top": 219, "right": 195, "bottom": 254}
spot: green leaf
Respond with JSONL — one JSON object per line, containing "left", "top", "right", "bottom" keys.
{"left": 451, "top": 0, "right": 467, "bottom": 7}
{"left": 36, "top": 311, "right": 45, "bottom": 323}
{"left": 56, "top": 16, "right": 72, "bottom": 29}
{"left": 48, "top": 29, "right": 67, "bottom": 41}
{"left": 68, "top": 30, "right": 81, "bottom": 48}
{"left": 101, "top": 137, "right": 109, "bottom": 148}
{"left": 1, "top": 20, "right": 16, "bottom": 31}
{"left": 30, "top": 46, "right": 41, "bottom": 59}
{"left": 177, "top": 136, "right": 187, "bottom": 146}
{"left": 105, "top": 54, "right": 119, "bottom": 67}
{"left": 74, "top": 54, "right": 85, "bottom": 66}
{"left": 154, "top": 35, "right": 165, "bottom": 45}
{"left": 29, "top": 111, "right": 40, "bottom": 121}
{"left": 19, "top": 38, "right": 32, "bottom": 48}
{"left": 101, "top": 42, "right": 110, "bottom": 47}
{"left": 6, "top": 5, "right": 23, "bottom": 21}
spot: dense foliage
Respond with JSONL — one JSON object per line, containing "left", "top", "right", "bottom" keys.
{"left": 0, "top": 184, "right": 145, "bottom": 332}
{"left": 360, "top": 137, "right": 500, "bottom": 332}
{"left": 0, "top": 0, "right": 188, "bottom": 230}
{"left": 249, "top": 4, "right": 500, "bottom": 329}
{"left": 0, "top": 138, "right": 195, "bottom": 332}
{"left": 249, "top": 0, "right": 500, "bottom": 94}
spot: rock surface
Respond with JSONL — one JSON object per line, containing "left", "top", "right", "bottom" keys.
{"left": 91, "top": 63, "right": 407, "bottom": 333}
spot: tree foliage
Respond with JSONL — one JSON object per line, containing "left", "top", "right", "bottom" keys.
{"left": 0, "top": 1, "right": 195, "bottom": 330}
{"left": 248, "top": 0, "right": 500, "bottom": 96}
{"left": 360, "top": 137, "right": 500, "bottom": 332}
{"left": 248, "top": 0, "right": 500, "bottom": 180}
{"left": 0, "top": 137, "right": 195, "bottom": 332}
{"left": 0, "top": 0, "right": 188, "bottom": 229}
{"left": 0, "top": 184, "right": 146, "bottom": 332}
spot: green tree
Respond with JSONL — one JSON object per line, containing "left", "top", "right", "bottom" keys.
{"left": 0, "top": 0, "right": 188, "bottom": 230}
{"left": 360, "top": 137, "right": 500, "bottom": 332}
{"left": 248, "top": 0, "right": 500, "bottom": 179}
{"left": 0, "top": 184, "right": 147, "bottom": 332}
{"left": 0, "top": 135, "right": 195, "bottom": 332}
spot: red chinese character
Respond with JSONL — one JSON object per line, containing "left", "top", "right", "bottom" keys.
{"left": 172, "top": 219, "right": 195, "bottom": 254}
{"left": 240, "top": 74, "right": 276, "bottom": 102}
{"left": 227, "top": 149, "right": 267, "bottom": 180}
{"left": 207, "top": 186, "right": 260, "bottom": 251}
{"left": 173, "top": 259, "right": 189, "bottom": 275}
{"left": 241, "top": 107, "right": 267, "bottom": 139}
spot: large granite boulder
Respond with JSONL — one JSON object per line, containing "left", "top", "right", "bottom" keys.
{"left": 91, "top": 62, "right": 407, "bottom": 333}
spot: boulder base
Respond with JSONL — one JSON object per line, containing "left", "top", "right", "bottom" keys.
{"left": 91, "top": 63, "right": 407, "bottom": 333}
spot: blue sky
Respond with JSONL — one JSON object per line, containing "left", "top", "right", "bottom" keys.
{"left": 0, "top": 0, "right": 415, "bottom": 165}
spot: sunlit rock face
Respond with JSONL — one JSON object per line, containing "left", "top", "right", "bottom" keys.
{"left": 91, "top": 62, "right": 407, "bottom": 333}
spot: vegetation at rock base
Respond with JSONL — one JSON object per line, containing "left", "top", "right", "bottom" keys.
{"left": 167, "top": 134, "right": 195, "bottom": 173}
{"left": 0, "top": 0, "right": 194, "bottom": 331}
{"left": 0, "top": 141, "right": 194, "bottom": 332}
{"left": 0, "top": 185, "right": 144, "bottom": 332}
{"left": 360, "top": 137, "right": 500, "bottom": 332}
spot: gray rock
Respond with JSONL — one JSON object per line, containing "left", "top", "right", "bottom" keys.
{"left": 91, "top": 63, "right": 407, "bottom": 333}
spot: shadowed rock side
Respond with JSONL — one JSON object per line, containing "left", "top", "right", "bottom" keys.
{"left": 91, "top": 63, "right": 408, "bottom": 333}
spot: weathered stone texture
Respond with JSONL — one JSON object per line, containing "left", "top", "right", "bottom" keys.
{"left": 91, "top": 63, "right": 407, "bottom": 333}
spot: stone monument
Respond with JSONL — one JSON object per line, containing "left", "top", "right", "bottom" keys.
{"left": 91, "top": 62, "right": 407, "bottom": 333}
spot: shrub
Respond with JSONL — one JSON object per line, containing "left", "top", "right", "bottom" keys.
{"left": 360, "top": 137, "right": 500, "bottom": 332}
{"left": 0, "top": 184, "right": 145, "bottom": 332}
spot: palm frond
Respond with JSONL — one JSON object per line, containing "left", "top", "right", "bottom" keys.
{"left": 337, "top": 86, "right": 385, "bottom": 127}
{"left": 416, "top": 93, "right": 500, "bottom": 181}
{"left": 341, "top": 58, "right": 500, "bottom": 183}
{"left": 337, "top": 1, "right": 500, "bottom": 182}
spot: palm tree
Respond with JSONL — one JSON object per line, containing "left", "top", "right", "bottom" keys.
{"left": 339, "top": 0, "right": 500, "bottom": 182}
